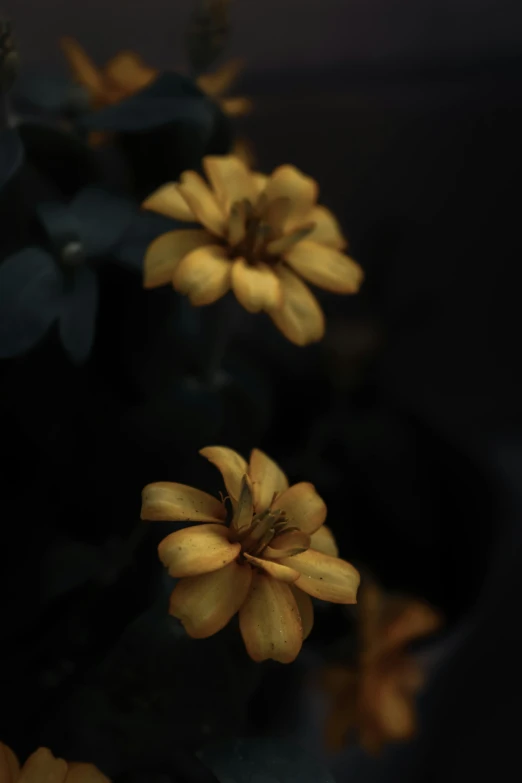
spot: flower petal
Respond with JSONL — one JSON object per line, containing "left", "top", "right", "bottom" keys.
{"left": 264, "top": 530, "right": 311, "bottom": 558}
{"left": 203, "top": 155, "right": 257, "bottom": 210}
{"left": 310, "top": 525, "right": 339, "bottom": 557}
{"left": 199, "top": 446, "right": 248, "bottom": 503}
{"left": 239, "top": 572, "right": 303, "bottom": 662}
{"left": 196, "top": 59, "right": 245, "bottom": 98}
{"left": 169, "top": 560, "right": 252, "bottom": 638}
{"left": 285, "top": 240, "right": 363, "bottom": 294}
{"left": 141, "top": 482, "right": 226, "bottom": 523}
{"left": 60, "top": 37, "right": 105, "bottom": 103}
{"left": 173, "top": 245, "right": 232, "bottom": 306}
{"left": 65, "top": 763, "right": 111, "bottom": 782}
{"left": 158, "top": 524, "right": 240, "bottom": 577}
{"left": 231, "top": 259, "right": 282, "bottom": 313}
{"left": 280, "top": 549, "right": 360, "bottom": 604}
{"left": 220, "top": 96, "right": 253, "bottom": 117}
{"left": 252, "top": 173, "right": 269, "bottom": 197}
{"left": 231, "top": 474, "right": 254, "bottom": 533}
{"left": 143, "top": 230, "right": 212, "bottom": 288}
{"left": 273, "top": 482, "right": 327, "bottom": 535}
{"left": 264, "top": 165, "right": 318, "bottom": 229}
{"left": 142, "top": 183, "right": 196, "bottom": 222}
{"left": 269, "top": 266, "right": 325, "bottom": 346}
{"left": 243, "top": 553, "right": 299, "bottom": 583}
{"left": 291, "top": 586, "right": 314, "bottom": 640}
{"left": 17, "top": 748, "right": 68, "bottom": 783}
{"left": 266, "top": 223, "right": 315, "bottom": 256}
{"left": 0, "top": 743, "right": 20, "bottom": 783}
{"left": 178, "top": 171, "right": 226, "bottom": 237}
{"left": 104, "top": 51, "right": 157, "bottom": 94}
{"left": 249, "top": 448, "right": 289, "bottom": 514}
{"left": 300, "top": 205, "right": 347, "bottom": 250}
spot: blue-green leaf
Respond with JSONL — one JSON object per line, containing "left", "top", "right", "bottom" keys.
{"left": 69, "top": 187, "right": 135, "bottom": 257}
{"left": 0, "top": 248, "right": 63, "bottom": 358}
{"left": 59, "top": 265, "right": 98, "bottom": 364}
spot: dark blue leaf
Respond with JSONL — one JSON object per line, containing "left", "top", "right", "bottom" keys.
{"left": 0, "top": 128, "right": 24, "bottom": 188}
{"left": 14, "top": 71, "right": 90, "bottom": 114}
{"left": 81, "top": 73, "right": 215, "bottom": 133}
{"left": 36, "top": 200, "right": 84, "bottom": 255}
{"left": 114, "top": 210, "right": 190, "bottom": 273}
{"left": 59, "top": 265, "right": 98, "bottom": 364}
{"left": 198, "top": 739, "right": 336, "bottom": 783}
{"left": 69, "top": 187, "right": 135, "bottom": 256}
{"left": 0, "top": 248, "right": 63, "bottom": 358}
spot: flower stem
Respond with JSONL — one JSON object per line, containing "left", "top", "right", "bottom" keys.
{"left": 200, "top": 294, "right": 240, "bottom": 388}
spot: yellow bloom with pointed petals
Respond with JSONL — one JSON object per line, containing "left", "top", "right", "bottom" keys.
{"left": 0, "top": 742, "right": 111, "bottom": 782}
{"left": 196, "top": 58, "right": 253, "bottom": 118}
{"left": 141, "top": 446, "right": 360, "bottom": 663}
{"left": 143, "top": 156, "right": 364, "bottom": 345}
{"left": 321, "top": 581, "right": 443, "bottom": 754}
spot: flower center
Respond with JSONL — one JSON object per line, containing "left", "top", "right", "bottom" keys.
{"left": 229, "top": 507, "right": 301, "bottom": 560}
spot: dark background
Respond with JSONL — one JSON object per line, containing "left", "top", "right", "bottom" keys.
{"left": 2, "top": 1, "right": 522, "bottom": 781}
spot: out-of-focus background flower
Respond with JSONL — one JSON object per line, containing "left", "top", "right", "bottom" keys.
{"left": 1, "top": 1, "right": 521, "bottom": 781}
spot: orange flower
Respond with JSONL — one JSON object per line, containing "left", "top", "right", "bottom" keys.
{"left": 322, "top": 581, "right": 443, "bottom": 754}
{"left": 0, "top": 742, "right": 110, "bottom": 782}
{"left": 142, "top": 155, "right": 363, "bottom": 345}
{"left": 141, "top": 447, "right": 360, "bottom": 663}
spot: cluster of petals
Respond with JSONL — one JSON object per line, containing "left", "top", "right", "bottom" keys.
{"left": 321, "top": 581, "right": 443, "bottom": 753}
{"left": 143, "top": 156, "right": 363, "bottom": 345}
{"left": 141, "top": 446, "right": 360, "bottom": 662}
{"left": 0, "top": 743, "right": 110, "bottom": 783}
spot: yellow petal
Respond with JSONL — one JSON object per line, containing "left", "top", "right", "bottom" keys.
{"left": 65, "top": 763, "right": 112, "bottom": 782}
{"left": 60, "top": 38, "right": 105, "bottom": 103}
{"left": 169, "top": 560, "right": 252, "bottom": 638}
{"left": 232, "top": 137, "right": 257, "bottom": 169}
{"left": 269, "top": 266, "right": 325, "bottom": 346}
{"left": 284, "top": 240, "right": 363, "bottom": 294}
{"left": 158, "top": 524, "right": 240, "bottom": 577}
{"left": 264, "top": 530, "right": 311, "bottom": 558}
{"left": 199, "top": 446, "right": 249, "bottom": 503}
{"left": 291, "top": 586, "right": 314, "bottom": 640}
{"left": 17, "top": 748, "right": 68, "bottom": 783}
{"left": 249, "top": 448, "right": 289, "bottom": 514}
{"left": 300, "top": 205, "right": 347, "bottom": 250}
{"left": 0, "top": 743, "right": 20, "bottom": 783}
{"left": 203, "top": 156, "right": 257, "bottom": 211}
{"left": 173, "top": 245, "right": 231, "bottom": 306}
{"left": 142, "top": 183, "right": 196, "bottom": 222}
{"left": 273, "top": 482, "right": 326, "bottom": 534}
{"left": 231, "top": 259, "right": 282, "bottom": 313}
{"left": 252, "top": 173, "right": 269, "bottom": 197}
{"left": 264, "top": 165, "right": 318, "bottom": 229}
{"left": 231, "top": 474, "right": 254, "bottom": 533}
{"left": 265, "top": 223, "right": 315, "bottom": 256}
{"left": 143, "top": 229, "right": 212, "bottom": 289}
{"left": 243, "top": 553, "right": 299, "bottom": 583}
{"left": 310, "top": 524, "right": 339, "bottom": 557}
{"left": 227, "top": 201, "right": 247, "bottom": 245}
{"left": 280, "top": 549, "right": 360, "bottom": 604}
{"left": 239, "top": 572, "right": 303, "bottom": 662}
{"left": 141, "top": 482, "right": 226, "bottom": 523}
{"left": 196, "top": 59, "right": 245, "bottom": 98}
{"left": 178, "top": 171, "right": 226, "bottom": 237}
{"left": 220, "top": 96, "right": 253, "bottom": 117}
{"left": 104, "top": 52, "right": 157, "bottom": 93}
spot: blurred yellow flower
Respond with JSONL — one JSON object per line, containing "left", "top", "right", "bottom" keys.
{"left": 0, "top": 742, "right": 110, "bottom": 782}
{"left": 321, "top": 581, "right": 442, "bottom": 754}
{"left": 61, "top": 38, "right": 250, "bottom": 118}
{"left": 141, "top": 446, "right": 360, "bottom": 663}
{"left": 143, "top": 155, "right": 363, "bottom": 345}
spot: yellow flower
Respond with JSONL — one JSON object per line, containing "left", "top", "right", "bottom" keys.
{"left": 141, "top": 446, "right": 360, "bottom": 663}
{"left": 321, "top": 581, "right": 443, "bottom": 754}
{"left": 195, "top": 58, "right": 253, "bottom": 118}
{"left": 0, "top": 742, "right": 110, "bottom": 782}
{"left": 60, "top": 37, "right": 157, "bottom": 109}
{"left": 142, "top": 155, "right": 364, "bottom": 345}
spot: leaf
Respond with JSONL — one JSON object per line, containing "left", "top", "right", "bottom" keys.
{"left": 36, "top": 200, "right": 85, "bottom": 258}
{"left": 59, "top": 265, "right": 98, "bottom": 364}
{"left": 0, "top": 248, "right": 63, "bottom": 358}
{"left": 69, "top": 187, "right": 135, "bottom": 256}
{"left": 114, "top": 210, "right": 194, "bottom": 273}
{"left": 0, "top": 128, "right": 24, "bottom": 188}
{"left": 198, "top": 738, "right": 336, "bottom": 783}
{"left": 14, "top": 71, "right": 90, "bottom": 114}
{"left": 81, "top": 72, "right": 215, "bottom": 133}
